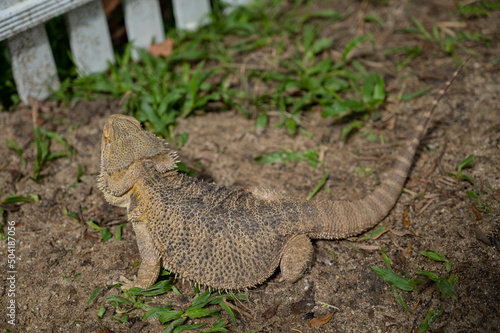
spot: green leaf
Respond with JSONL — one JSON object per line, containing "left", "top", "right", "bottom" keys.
{"left": 311, "top": 38, "right": 333, "bottom": 55}
{"left": 435, "top": 278, "right": 458, "bottom": 299}
{"left": 2, "top": 195, "right": 33, "bottom": 204}
{"left": 127, "top": 279, "right": 174, "bottom": 296}
{"left": 419, "top": 250, "right": 453, "bottom": 272}
{"left": 391, "top": 285, "right": 413, "bottom": 314}
{"left": 143, "top": 305, "right": 174, "bottom": 319}
{"left": 256, "top": 113, "right": 268, "bottom": 129}
{"left": 88, "top": 286, "right": 104, "bottom": 305}
{"left": 100, "top": 227, "right": 112, "bottom": 242}
{"left": 97, "top": 306, "right": 106, "bottom": 318}
{"left": 64, "top": 209, "right": 80, "bottom": 221}
{"left": 86, "top": 220, "right": 101, "bottom": 231}
{"left": 417, "top": 270, "right": 439, "bottom": 281}
{"left": 399, "top": 86, "right": 431, "bottom": 101}
{"left": 370, "top": 266, "right": 414, "bottom": 291}
{"left": 219, "top": 300, "right": 237, "bottom": 327}
{"left": 306, "top": 172, "right": 329, "bottom": 201}
{"left": 418, "top": 307, "right": 444, "bottom": 333}
{"left": 159, "top": 310, "right": 183, "bottom": 324}
{"left": 360, "top": 225, "right": 386, "bottom": 240}
{"left": 410, "top": 17, "right": 434, "bottom": 42}
{"left": 161, "top": 314, "right": 186, "bottom": 328}
{"left": 341, "top": 121, "right": 364, "bottom": 141}
{"left": 76, "top": 163, "right": 83, "bottom": 182}
{"left": 417, "top": 270, "right": 458, "bottom": 299}
{"left": 341, "top": 34, "right": 371, "bottom": 62}
{"left": 185, "top": 307, "right": 220, "bottom": 319}
{"left": 173, "top": 324, "right": 207, "bottom": 333}
{"left": 188, "top": 290, "right": 212, "bottom": 309}
{"left": 106, "top": 296, "right": 133, "bottom": 307}
{"left": 116, "top": 223, "right": 126, "bottom": 241}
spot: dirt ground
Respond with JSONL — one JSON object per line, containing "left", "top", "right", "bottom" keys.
{"left": 1, "top": 1, "right": 499, "bottom": 332}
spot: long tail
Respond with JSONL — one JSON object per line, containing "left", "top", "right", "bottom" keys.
{"left": 310, "top": 60, "right": 468, "bottom": 239}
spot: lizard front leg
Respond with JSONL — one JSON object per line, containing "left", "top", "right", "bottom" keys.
{"left": 121, "top": 222, "right": 161, "bottom": 290}
{"left": 280, "top": 234, "right": 314, "bottom": 283}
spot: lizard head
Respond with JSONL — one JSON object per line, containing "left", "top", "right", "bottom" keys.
{"left": 98, "top": 114, "right": 178, "bottom": 195}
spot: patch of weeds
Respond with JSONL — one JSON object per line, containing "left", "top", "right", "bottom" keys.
{"left": 398, "top": 17, "right": 492, "bottom": 61}
{"left": 89, "top": 277, "right": 248, "bottom": 332}
{"left": 457, "top": 1, "right": 500, "bottom": 18}
{"left": 87, "top": 220, "right": 113, "bottom": 242}
{"left": 371, "top": 248, "right": 457, "bottom": 331}
{"left": 447, "top": 155, "right": 492, "bottom": 213}
{"left": 32, "top": 126, "right": 75, "bottom": 182}
{"left": 322, "top": 69, "right": 386, "bottom": 139}
{"left": 370, "top": 248, "right": 422, "bottom": 313}
{"left": 254, "top": 148, "right": 319, "bottom": 168}
{"left": 5, "top": 140, "right": 26, "bottom": 165}
{"left": 447, "top": 154, "right": 475, "bottom": 184}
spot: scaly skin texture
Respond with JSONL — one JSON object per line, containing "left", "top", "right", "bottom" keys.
{"left": 98, "top": 65, "right": 464, "bottom": 290}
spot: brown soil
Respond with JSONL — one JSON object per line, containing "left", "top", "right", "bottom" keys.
{"left": 1, "top": 1, "right": 499, "bottom": 332}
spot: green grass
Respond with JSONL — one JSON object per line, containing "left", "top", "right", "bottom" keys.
{"left": 397, "top": 16, "right": 492, "bottom": 63}
{"left": 370, "top": 248, "right": 457, "bottom": 331}
{"left": 40, "top": 0, "right": 387, "bottom": 141}
{"left": 447, "top": 155, "right": 492, "bottom": 213}
{"left": 88, "top": 274, "right": 248, "bottom": 332}
{"left": 2, "top": 0, "right": 492, "bottom": 148}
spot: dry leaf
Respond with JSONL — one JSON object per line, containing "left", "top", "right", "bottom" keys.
{"left": 390, "top": 229, "right": 414, "bottom": 237}
{"left": 402, "top": 241, "right": 412, "bottom": 259}
{"left": 471, "top": 203, "right": 482, "bottom": 221}
{"left": 262, "top": 300, "right": 281, "bottom": 319}
{"left": 149, "top": 38, "right": 174, "bottom": 57}
{"left": 310, "top": 312, "right": 335, "bottom": 328}
{"left": 402, "top": 209, "right": 410, "bottom": 227}
{"left": 493, "top": 189, "right": 500, "bottom": 202}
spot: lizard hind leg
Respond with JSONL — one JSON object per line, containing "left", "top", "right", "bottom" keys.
{"left": 121, "top": 222, "right": 161, "bottom": 290}
{"left": 280, "top": 234, "right": 314, "bottom": 283}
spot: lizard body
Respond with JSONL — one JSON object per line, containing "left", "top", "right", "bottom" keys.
{"left": 98, "top": 65, "right": 464, "bottom": 290}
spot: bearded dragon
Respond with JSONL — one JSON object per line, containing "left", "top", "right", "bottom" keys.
{"left": 98, "top": 64, "right": 464, "bottom": 290}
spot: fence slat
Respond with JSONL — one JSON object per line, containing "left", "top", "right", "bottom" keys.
{"left": 172, "top": 0, "right": 211, "bottom": 31}
{"left": 123, "top": 0, "right": 165, "bottom": 59}
{"left": 224, "top": 0, "right": 252, "bottom": 5}
{"left": 66, "top": 0, "right": 115, "bottom": 75}
{"left": 0, "top": 0, "right": 93, "bottom": 41}
{"left": 6, "top": 24, "right": 60, "bottom": 103}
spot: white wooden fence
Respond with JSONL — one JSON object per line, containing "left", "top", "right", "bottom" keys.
{"left": 0, "top": 0, "right": 251, "bottom": 104}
